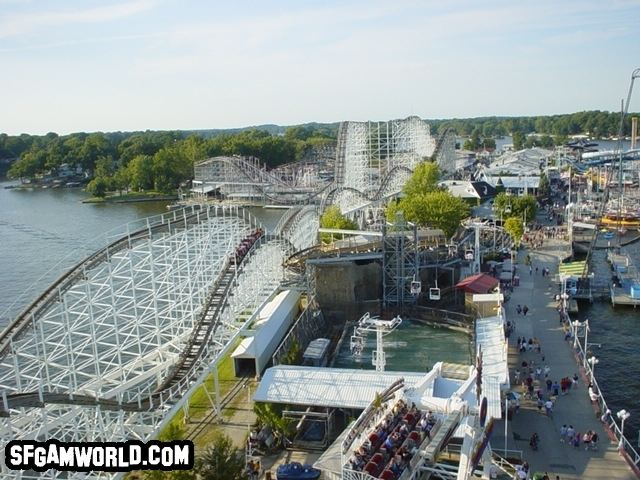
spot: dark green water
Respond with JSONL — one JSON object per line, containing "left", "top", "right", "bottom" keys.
{"left": 333, "top": 318, "right": 472, "bottom": 372}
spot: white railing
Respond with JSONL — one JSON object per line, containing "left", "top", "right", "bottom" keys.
{"left": 570, "top": 317, "right": 640, "bottom": 471}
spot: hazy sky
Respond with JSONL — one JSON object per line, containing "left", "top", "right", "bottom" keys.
{"left": 1, "top": 0, "right": 639, "bottom": 135}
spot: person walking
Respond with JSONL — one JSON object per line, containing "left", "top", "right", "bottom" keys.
{"left": 523, "top": 305, "right": 529, "bottom": 316}
{"left": 516, "top": 304, "right": 522, "bottom": 315}
{"left": 545, "top": 399, "right": 554, "bottom": 417}
{"left": 573, "top": 432, "right": 581, "bottom": 448}
{"left": 566, "top": 425, "right": 575, "bottom": 442}
{"left": 560, "top": 424, "right": 567, "bottom": 443}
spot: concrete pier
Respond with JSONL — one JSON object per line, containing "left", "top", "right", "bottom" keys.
{"left": 498, "top": 238, "right": 637, "bottom": 479}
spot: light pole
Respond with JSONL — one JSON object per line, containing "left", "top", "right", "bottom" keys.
{"left": 617, "top": 409, "right": 631, "bottom": 450}
{"left": 588, "top": 356, "right": 599, "bottom": 384}
{"left": 572, "top": 320, "right": 581, "bottom": 349}
{"left": 583, "top": 319, "right": 590, "bottom": 368}
{"left": 245, "top": 384, "right": 252, "bottom": 446}
{"left": 504, "top": 396, "right": 509, "bottom": 455}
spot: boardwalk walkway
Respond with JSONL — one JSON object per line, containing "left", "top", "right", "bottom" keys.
{"left": 499, "top": 238, "right": 636, "bottom": 480}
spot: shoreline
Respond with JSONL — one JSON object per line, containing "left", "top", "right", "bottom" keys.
{"left": 82, "top": 195, "right": 177, "bottom": 204}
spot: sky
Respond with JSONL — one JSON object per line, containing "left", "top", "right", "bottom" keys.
{"left": 1, "top": 0, "right": 639, "bottom": 135}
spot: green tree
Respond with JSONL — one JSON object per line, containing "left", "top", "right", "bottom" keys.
{"left": 538, "top": 172, "right": 550, "bottom": 197}
{"left": 127, "top": 155, "right": 155, "bottom": 191}
{"left": 504, "top": 217, "right": 524, "bottom": 246}
{"left": 86, "top": 175, "right": 110, "bottom": 198}
{"left": 112, "top": 168, "right": 130, "bottom": 194}
{"left": 197, "top": 433, "right": 245, "bottom": 480}
{"left": 387, "top": 191, "right": 470, "bottom": 238}
{"left": 493, "top": 193, "right": 537, "bottom": 220}
{"left": 482, "top": 138, "right": 496, "bottom": 150}
{"left": 253, "top": 402, "right": 294, "bottom": 444}
{"left": 402, "top": 162, "right": 440, "bottom": 197}
{"left": 319, "top": 205, "right": 357, "bottom": 243}
{"left": 152, "top": 147, "right": 190, "bottom": 192}
{"left": 7, "top": 149, "right": 46, "bottom": 179}
{"left": 512, "top": 132, "right": 525, "bottom": 150}
{"left": 282, "top": 339, "right": 302, "bottom": 365}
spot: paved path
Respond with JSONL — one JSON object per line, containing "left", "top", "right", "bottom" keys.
{"left": 501, "top": 238, "right": 636, "bottom": 479}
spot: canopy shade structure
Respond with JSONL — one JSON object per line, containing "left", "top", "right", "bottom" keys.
{"left": 558, "top": 261, "right": 588, "bottom": 277}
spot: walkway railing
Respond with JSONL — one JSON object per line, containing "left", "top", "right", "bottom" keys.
{"left": 404, "top": 305, "right": 475, "bottom": 332}
{"left": 570, "top": 318, "right": 640, "bottom": 473}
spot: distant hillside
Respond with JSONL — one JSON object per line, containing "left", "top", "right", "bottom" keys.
{"left": 188, "top": 121, "right": 340, "bottom": 138}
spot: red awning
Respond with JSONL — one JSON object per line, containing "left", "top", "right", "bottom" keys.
{"left": 456, "top": 273, "right": 499, "bottom": 294}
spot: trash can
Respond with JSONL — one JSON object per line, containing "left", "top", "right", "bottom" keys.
{"left": 513, "top": 275, "right": 520, "bottom": 287}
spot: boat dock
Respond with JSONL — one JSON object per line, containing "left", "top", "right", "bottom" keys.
{"left": 607, "top": 251, "right": 640, "bottom": 307}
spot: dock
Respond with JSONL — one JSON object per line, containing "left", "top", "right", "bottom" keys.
{"left": 610, "top": 285, "right": 640, "bottom": 307}
{"left": 607, "top": 251, "right": 640, "bottom": 307}
{"left": 573, "top": 230, "right": 640, "bottom": 252}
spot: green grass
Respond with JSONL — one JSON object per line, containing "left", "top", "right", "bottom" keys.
{"left": 159, "top": 343, "right": 240, "bottom": 441}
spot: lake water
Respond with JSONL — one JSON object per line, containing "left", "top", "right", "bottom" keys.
{"left": 0, "top": 181, "right": 283, "bottom": 323}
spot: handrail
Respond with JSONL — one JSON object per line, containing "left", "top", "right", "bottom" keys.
{"left": 569, "top": 314, "right": 640, "bottom": 470}
{"left": 491, "top": 451, "right": 520, "bottom": 476}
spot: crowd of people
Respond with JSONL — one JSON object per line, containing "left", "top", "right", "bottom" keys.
{"left": 347, "top": 400, "right": 437, "bottom": 480}
{"left": 521, "top": 224, "right": 567, "bottom": 250}
{"left": 506, "top": 228, "right": 609, "bottom": 480}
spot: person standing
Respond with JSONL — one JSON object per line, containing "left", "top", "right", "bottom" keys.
{"left": 560, "top": 424, "right": 567, "bottom": 443}
{"left": 523, "top": 305, "right": 529, "bottom": 316}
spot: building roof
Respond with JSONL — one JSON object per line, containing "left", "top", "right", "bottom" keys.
{"left": 483, "top": 147, "right": 552, "bottom": 176}
{"left": 253, "top": 365, "right": 426, "bottom": 409}
{"left": 456, "top": 274, "right": 499, "bottom": 294}
{"left": 476, "top": 313, "right": 509, "bottom": 420}
{"left": 439, "top": 181, "right": 496, "bottom": 200}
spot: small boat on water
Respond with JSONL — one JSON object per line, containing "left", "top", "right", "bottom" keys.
{"left": 276, "top": 462, "right": 321, "bottom": 480}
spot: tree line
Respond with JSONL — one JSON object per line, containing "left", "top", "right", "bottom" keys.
{"left": 431, "top": 110, "right": 639, "bottom": 139}
{"left": 3, "top": 127, "right": 335, "bottom": 196}
{"left": 3, "top": 110, "right": 638, "bottom": 190}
